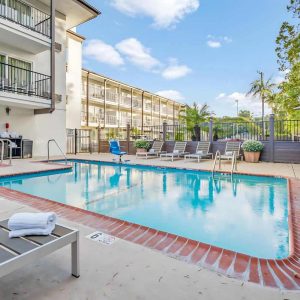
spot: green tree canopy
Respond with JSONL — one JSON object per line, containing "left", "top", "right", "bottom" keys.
{"left": 179, "top": 102, "right": 211, "bottom": 130}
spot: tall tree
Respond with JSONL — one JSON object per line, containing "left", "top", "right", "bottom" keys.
{"left": 276, "top": 0, "right": 300, "bottom": 71}
{"left": 247, "top": 71, "right": 276, "bottom": 121}
{"left": 274, "top": 0, "right": 300, "bottom": 117}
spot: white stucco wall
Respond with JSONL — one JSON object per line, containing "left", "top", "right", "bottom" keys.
{"left": 0, "top": 15, "right": 67, "bottom": 157}
{"left": 66, "top": 33, "right": 83, "bottom": 129}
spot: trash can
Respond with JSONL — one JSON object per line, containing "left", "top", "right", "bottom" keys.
{"left": 22, "top": 140, "right": 33, "bottom": 158}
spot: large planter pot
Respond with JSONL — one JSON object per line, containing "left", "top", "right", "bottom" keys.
{"left": 244, "top": 151, "right": 261, "bottom": 163}
{"left": 136, "top": 148, "right": 147, "bottom": 153}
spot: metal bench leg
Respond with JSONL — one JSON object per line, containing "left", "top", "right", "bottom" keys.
{"left": 71, "top": 232, "right": 80, "bottom": 278}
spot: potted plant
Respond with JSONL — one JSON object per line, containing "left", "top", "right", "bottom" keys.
{"left": 242, "top": 140, "right": 264, "bottom": 163}
{"left": 134, "top": 140, "right": 151, "bottom": 153}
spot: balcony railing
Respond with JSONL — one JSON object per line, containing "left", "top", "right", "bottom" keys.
{"left": 120, "top": 96, "right": 131, "bottom": 107}
{"left": 0, "top": 0, "right": 51, "bottom": 37}
{"left": 0, "top": 62, "right": 51, "bottom": 99}
{"left": 106, "top": 115, "right": 117, "bottom": 125}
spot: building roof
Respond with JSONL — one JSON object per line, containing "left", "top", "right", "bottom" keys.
{"left": 75, "top": 0, "right": 101, "bottom": 15}
{"left": 67, "top": 30, "right": 86, "bottom": 42}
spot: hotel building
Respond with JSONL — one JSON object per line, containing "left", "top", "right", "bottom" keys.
{"left": 0, "top": 0, "right": 99, "bottom": 156}
{"left": 80, "top": 70, "right": 185, "bottom": 131}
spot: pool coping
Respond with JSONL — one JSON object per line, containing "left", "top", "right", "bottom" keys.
{"left": 0, "top": 160, "right": 299, "bottom": 290}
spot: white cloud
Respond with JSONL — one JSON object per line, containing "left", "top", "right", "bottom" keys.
{"left": 207, "top": 41, "right": 221, "bottom": 48}
{"left": 83, "top": 39, "right": 124, "bottom": 66}
{"left": 207, "top": 35, "right": 232, "bottom": 48}
{"left": 216, "top": 93, "right": 226, "bottom": 99}
{"left": 156, "top": 90, "right": 185, "bottom": 101}
{"left": 215, "top": 92, "right": 271, "bottom": 116}
{"left": 162, "top": 59, "right": 191, "bottom": 80}
{"left": 116, "top": 38, "right": 161, "bottom": 71}
{"left": 111, "top": 0, "right": 199, "bottom": 28}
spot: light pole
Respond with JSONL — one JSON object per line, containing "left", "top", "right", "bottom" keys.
{"left": 235, "top": 99, "right": 239, "bottom": 117}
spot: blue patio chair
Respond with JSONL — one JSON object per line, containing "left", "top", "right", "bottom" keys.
{"left": 109, "top": 140, "right": 127, "bottom": 163}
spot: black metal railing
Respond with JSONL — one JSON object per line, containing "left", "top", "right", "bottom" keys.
{"left": 67, "top": 129, "right": 99, "bottom": 154}
{"left": 0, "top": 62, "right": 51, "bottom": 99}
{"left": 130, "top": 125, "right": 163, "bottom": 141}
{"left": 165, "top": 125, "right": 192, "bottom": 141}
{"left": 274, "top": 120, "right": 300, "bottom": 141}
{"left": 0, "top": 0, "right": 51, "bottom": 37}
{"left": 100, "top": 127, "right": 127, "bottom": 141}
{"left": 212, "top": 121, "right": 271, "bottom": 141}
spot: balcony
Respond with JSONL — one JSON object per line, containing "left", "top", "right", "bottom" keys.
{"left": 106, "top": 91, "right": 118, "bottom": 104}
{"left": 144, "top": 103, "right": 151, "bottom": 111}
{"left": 89, "top": 90, "right": 104, "bottom": 102}
{"left": 120, "top": 96, "right": 131, "bottom": 107}
{"left": 0, "top": 0, "right": 51, "bottom": 53}
{"left": 106, "top": 115, "right": 117, "bottom": 126}
{"left": 0, "top": 62, "right": 51, "bottom": 108}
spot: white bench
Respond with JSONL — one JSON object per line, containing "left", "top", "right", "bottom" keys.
{"left": 0, "top": 219, "right": 80, "bottom": 278}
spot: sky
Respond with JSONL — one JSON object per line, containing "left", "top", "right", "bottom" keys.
{"left": 78, "top": 0, "right": 291, "bottom": 117}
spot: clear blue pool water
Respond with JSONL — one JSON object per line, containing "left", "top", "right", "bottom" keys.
{"left": 0, "top": 160, "right": 289, "bottom": 259}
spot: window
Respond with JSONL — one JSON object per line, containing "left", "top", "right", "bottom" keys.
{"left": 8, "top": 57, "right": 32, "bottom": 88}
{"left": 7, "top": 0, "right": 32, "bottom": 26}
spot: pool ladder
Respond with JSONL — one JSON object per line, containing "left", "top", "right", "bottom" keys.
{"left": 47, "top": 139, "right": 68, "bottom": 165}
{"left": 212, "top": 150, "right": 237, "bottom": 176}
{"left": 0, "top": 139, "right": 12, "bottom": 166}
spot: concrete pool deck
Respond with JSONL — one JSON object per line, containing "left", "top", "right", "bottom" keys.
{"left": 0, "top": 198, "right": 299, "bottom": 300}
{"left": 0, "top": 155, "right": 300, "bottom": 299}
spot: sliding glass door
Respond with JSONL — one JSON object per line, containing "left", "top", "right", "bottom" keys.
{"left": 6, "top": 0, "right": 32, "bottom": 27}
{"left": 8, "top": 57, "right": 32, "bottom": 90}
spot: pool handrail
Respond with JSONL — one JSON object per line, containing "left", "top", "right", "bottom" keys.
{"left": 47, "top": 139, "right": 67, "bottom": 164}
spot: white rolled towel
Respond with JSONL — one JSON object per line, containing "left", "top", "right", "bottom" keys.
{"left": 9, "top": 224, "right": 55, "bottom": 238}
{"left": 8, "top": 212, "right": 57, "bottom": 231}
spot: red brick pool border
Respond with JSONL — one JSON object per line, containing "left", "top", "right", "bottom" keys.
{"left": 0, "top": 168, "right": 299, "bottom": 290}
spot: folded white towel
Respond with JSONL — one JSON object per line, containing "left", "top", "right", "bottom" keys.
{"left": 8, "top": 212, "right": 57, "bottom": 231}
{"left": 9, "top": 223, "right": 55, "bottom": 238}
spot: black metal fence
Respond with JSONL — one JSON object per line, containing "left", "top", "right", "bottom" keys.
{"left": 130, "top": 125, "right": 163, "bottom": 141}
{"left": 0, "top": 0, "right": 51, "bottom": 37}
{"left": 212, "top": 119, "right": 300, "bottom": 142}
{"left": 274, "top": 120, "right": 300, "bottom": 141}
{"left": 212, "top": 121, "right": 271, "bottom": 141}
{"left": 0, "top": 63, "right": 51, "bottom": 99}
{"left": 67, "top": 129, "right": 98, "bottom": 154}
{"left": 67, "top": 117, "right": 300, "bottom": 162}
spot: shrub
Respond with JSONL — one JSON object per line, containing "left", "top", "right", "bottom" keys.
{"left": 134, "top": 140, "right": 151, "bottom": 149}
{"left": 242, "top": 140, "right": 264, "bottom": 152}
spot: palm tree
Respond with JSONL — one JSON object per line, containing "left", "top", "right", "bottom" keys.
{"left": 179, "top": 102, "right": 211, "bottom": 130}
{"left": 247, "top": 71, "right": 276, "bottom": 122}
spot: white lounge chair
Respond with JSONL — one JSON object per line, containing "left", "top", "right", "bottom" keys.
{"left": 136, "top": 141, "right": 166, "bottom": 159}
{"left": 184, "top": 141, "right": 213, "bottom": 162}
{"left": 219, "top": 141, "right": 242, "bottom": 160}
{"left": 0, "top": 219, "right": 80, "bottom": 279}
{"left": 160, "top": 142, "right": 188, "bottom": 162}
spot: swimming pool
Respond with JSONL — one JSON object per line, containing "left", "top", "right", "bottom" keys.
{"left": 0, "top": 160, "right": 289, "bottom": 259}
